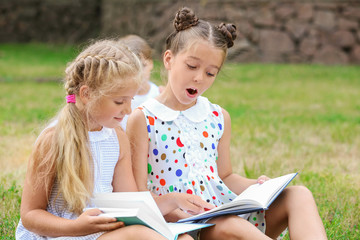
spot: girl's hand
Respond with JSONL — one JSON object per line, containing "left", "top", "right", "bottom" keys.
{"left": 74, "top": 208, "right": 124, "bottom": 235}
{"left": 174, "top": 193, "right": 215, "bottom": 215}
{"left": 257, "top": 175, "right": 271, "bottom": 184}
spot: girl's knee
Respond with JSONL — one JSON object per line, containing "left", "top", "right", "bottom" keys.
{"left": 287, "top": 185, "right": 314, "bottom": 199}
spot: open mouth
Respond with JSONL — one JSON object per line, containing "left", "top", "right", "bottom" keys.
{"left": 186, "top": 88, "right": 198, "bottom": 96}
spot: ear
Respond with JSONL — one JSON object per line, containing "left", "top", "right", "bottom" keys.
{"left": 163, "top": 50, "right": 173, "bottom": 70}
{"left": 79, "top": 85, "right": 90, "bottom": 104}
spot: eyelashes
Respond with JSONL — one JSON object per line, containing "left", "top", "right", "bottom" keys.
{"left": 187, "top": 64, "right": 216, "bottom": 77}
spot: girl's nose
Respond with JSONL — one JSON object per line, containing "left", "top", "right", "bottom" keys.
{"left": 194, "top": 71, "right": 204, "bottom": 83}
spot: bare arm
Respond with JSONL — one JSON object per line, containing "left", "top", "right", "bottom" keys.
{"left": 20, "top": 129, "right": 122, "bottom": 237}
{"left": 112, "top": 126, "right": 138, "bottom": 192}
{"left": 217, "top": 108, "right": 257, "bottom": 195}
{"left": 126, "top": 109, "right": 150, "bottom": 191}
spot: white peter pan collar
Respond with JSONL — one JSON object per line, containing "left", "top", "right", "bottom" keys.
{"left": 142, "top": 96, "right": 211, "bottom": 123}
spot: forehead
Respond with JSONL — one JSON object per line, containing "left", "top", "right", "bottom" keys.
{"left": 180, "top": 41, "right": 224, "bottom": 68}
{"left": 106, "top": 80, "right": 140, "bottom": 97}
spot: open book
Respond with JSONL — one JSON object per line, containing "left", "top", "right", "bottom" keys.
{"left": 87, "top": 191, "right": 213, "bottom": 240}
{"left": 178, "top": 172, "right": 298, "bottom": 223}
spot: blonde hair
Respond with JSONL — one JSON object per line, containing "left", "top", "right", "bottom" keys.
{"left": 31, "top": 39, "right": 142, "bottom": 214}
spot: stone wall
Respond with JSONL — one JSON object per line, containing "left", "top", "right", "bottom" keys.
{"left": 101, "top": 0, "right": 360, "bottom": 65}
{"left": 0, "top": 0, "right": 100, "bottom": 43}
{"left": 1, "top": 0, "right": 360, "bottom": 64}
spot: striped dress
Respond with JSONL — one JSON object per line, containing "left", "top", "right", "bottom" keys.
{"left": 16, "top": 127, "right": 120, "bottom": 239}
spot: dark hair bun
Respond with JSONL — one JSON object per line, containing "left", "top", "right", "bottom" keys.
{"left": 217, "top": 23, "right": 237, "bottom": 48}
{"left": 174, "top": 7, "right": 199, "bottom": 32}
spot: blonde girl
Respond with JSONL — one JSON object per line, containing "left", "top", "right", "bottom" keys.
{"left": 16, "top": 39, "right": 185, "bottom": 239}
{"left": 127, "top": 7, "right": 328, "bottom": 240}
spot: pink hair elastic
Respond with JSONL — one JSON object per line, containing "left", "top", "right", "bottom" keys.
{"left": 66, "top": 94, "right": 76, "bottom": 103}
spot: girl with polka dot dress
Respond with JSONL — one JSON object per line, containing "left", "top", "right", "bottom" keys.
{"left": 127, "top": 7, "right": 327, "bottom": 240}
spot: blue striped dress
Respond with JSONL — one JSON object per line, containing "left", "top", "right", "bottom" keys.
{"left": 16, "top": 127, "right": 120, "bottom": 239}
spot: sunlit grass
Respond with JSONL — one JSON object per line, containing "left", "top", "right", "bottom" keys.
{"left": 0, "top": 43, "right": 359, "bottom": 239}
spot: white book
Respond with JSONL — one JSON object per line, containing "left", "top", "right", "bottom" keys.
{"left": 178, "top": 172, "right": 298, "bottom": 223}
{"left": 87, "top": 191, "right": 213, "bottom": 240}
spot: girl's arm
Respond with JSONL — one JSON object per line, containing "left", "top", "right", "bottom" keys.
{"left": 20, "top": 129, "right": 122, "bottom": 237}
{"left": 126, "top": 109, "right": 150, "bottom": 192}
{"left": 112, "top": 126, "right": 138, "bottom": 192}
{"left": 126, "top": 109, "right": 214, "bottom": 218}
{"left": 217, "top": 108, "right": 258, "bottom": 195}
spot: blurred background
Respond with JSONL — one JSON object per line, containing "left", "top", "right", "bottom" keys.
{"left": 0, "top": 0, "right": 359, "bottom": 238}
{"left": 1, "top": 0, "right": 360, "bottom": 65}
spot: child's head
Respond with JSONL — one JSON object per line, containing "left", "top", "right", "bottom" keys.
{"left": 65, "top": 39, "right": 142, "bottom": 118}
{"left": 165, "top": 7, "right": 237, "bottom": 66}
{"left": 45, "top": 39, "right": 142, "bottom": 214}
{"left": 162, "top": 7, "right": 237, "bottom": 107}
{"left": 117, "top": 34, "right": 154, "bottom": 83}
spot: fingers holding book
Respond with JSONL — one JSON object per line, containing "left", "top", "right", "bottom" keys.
{"left": 257, "top": 175, "right": 271, "bottom": 184}
{"left": 79, "top": 208, "right": 125, "bottom": 233}
{"left": 176, "top": 193, "right": 215, "bottom": 215}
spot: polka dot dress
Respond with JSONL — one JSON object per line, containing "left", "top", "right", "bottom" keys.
{"left": 140, "top": 96, "right": 266, "bottom": 234}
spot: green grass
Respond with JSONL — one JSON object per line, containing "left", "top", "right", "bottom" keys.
{"left": 0, "top": 43, "right": 78, "bottom": 81}
{"left": 1, "top": 43, "right": 360, "bottom": 239}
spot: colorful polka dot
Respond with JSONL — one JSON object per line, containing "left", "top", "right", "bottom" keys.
{"left": 176, "top": 137, "right": 184, "bottom": 147}
{"left": 148, "top": 116, "right": 155, "bottom": 125}
{"left": 176, "top": 169, "right": 182, "bottom": 177}
{"left": 161, "top": 134, "right": 167, "bottom": 141}
{"left": 203, "top": 131, "right": 209, "bottom": 137}
{"left": 160, "top": 179, "right": 166, "bottom": 186}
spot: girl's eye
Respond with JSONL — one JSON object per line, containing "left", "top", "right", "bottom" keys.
{"left": 115, "top": 101, "right": 124, "bottom": 105}
{"left": 187, "top": 64, "right": 196, "bottom": 69}
{"left": 207, "top": 72, "right": 216, "bottom": 77}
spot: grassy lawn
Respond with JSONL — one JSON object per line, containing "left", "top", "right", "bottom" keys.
{"left": 1, "top": 43, "right": 359, "bottom": 239}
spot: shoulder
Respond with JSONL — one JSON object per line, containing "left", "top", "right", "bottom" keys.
{"left": 126, "top": 108, "right": 148, "bottom": 139}
{"left": 128, "top": 107, "right": 146, "bottom": 125}
{"left": 35, "top": 126, "right": 56, "bottom": 150}
{"left": 221, "top": 108, "right": 231, "bottom": 121}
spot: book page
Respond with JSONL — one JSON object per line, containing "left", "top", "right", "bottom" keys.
{"left": 235, "top": 173, "right": 297, "bottom": 207}
{"left": 178, "top": 173, "right": 297, "bottom": 223}
{"left": 92, "top": 192, "right": 166, "bottom": 224}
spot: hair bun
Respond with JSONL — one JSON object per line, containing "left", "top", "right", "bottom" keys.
{"left": 174, "top": 7, "right": 199, "bottom": 32}
{"left": 217, "top": 23, "right": 237, "bottom": 48}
